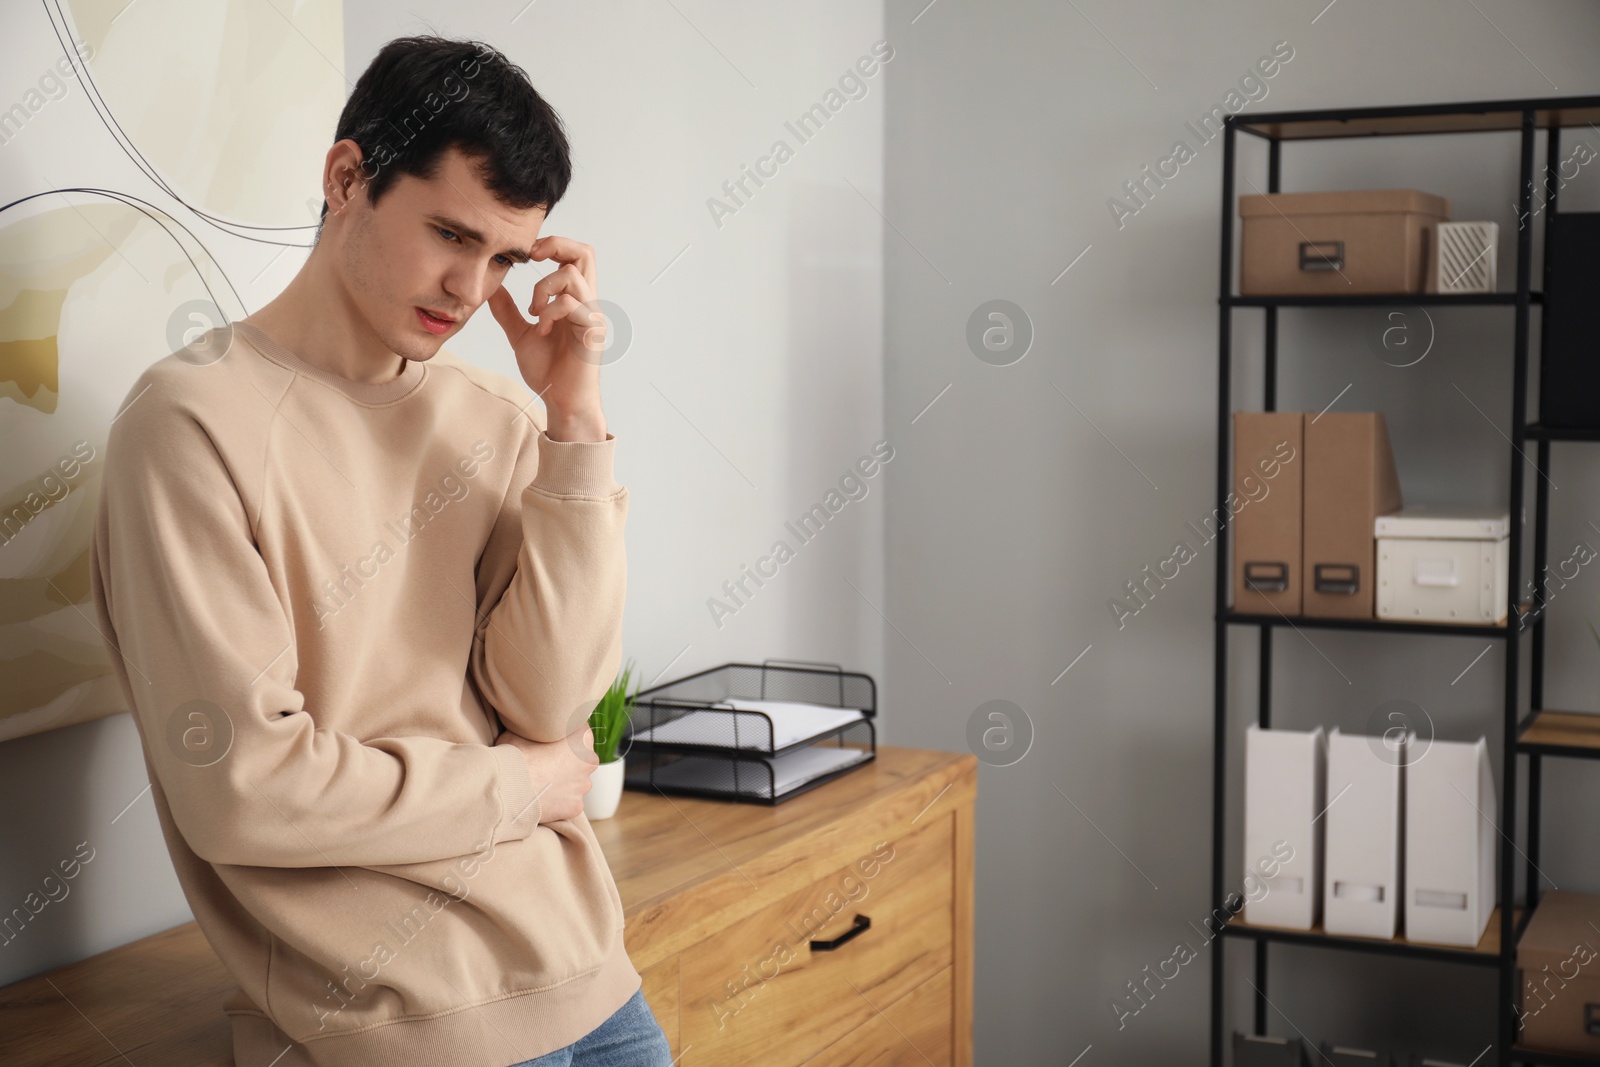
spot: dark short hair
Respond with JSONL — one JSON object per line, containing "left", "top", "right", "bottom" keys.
{"left": 321, "top": 35, "right": 571, "bottom": 230}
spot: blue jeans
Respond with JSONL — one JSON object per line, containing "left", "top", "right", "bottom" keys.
{"left": 507, "top": 988, "right": 672, "bottom": 1066}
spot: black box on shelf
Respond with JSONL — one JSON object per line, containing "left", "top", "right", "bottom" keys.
{"left": 621, "top": 659, "right": 877, "bottom": 805}
{"left": 1539, "top": 211, "right": 1600, "bottom": 429}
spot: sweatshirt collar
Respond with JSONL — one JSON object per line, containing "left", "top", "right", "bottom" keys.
{"left": 231, "top": 320, "right": 427, "bottom": 405}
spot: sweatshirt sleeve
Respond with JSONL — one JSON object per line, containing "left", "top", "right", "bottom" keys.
{"left": 469, "top": 428, "right": 629, "bottom": 745}
{"left": 89, "top": 393, "right": 544, "bottom": 869}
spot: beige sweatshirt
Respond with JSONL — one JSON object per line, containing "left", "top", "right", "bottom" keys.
{"left": 87, "top": 320, "right": 638, "bottom": 1067}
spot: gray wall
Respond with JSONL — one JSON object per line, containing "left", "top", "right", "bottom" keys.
{"left": 9, "top": 1, "right": 1600, "bottom": 1064}
{"left": 880, "top": 0, "right": 1600, "bottom": 1063}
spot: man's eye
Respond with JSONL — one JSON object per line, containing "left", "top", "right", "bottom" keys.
{"left": 439, "top": 227, "right": 512, "bottom": 267}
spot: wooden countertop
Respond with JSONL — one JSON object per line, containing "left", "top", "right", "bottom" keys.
{"left": 0, "top": 745, "right": 976, "bottom": 1067}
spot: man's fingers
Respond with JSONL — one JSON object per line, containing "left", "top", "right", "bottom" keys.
{"left": 532, "top": 236, "right": 597, "bottom": 290}
{"left": 529, "top": 263, "right": 593, "bottom": 323}
{"left": 487, "top": 285, "right": 529, "bottom": 344}
{"left": 535, "top": 293, "right": 589, "bottom": 336}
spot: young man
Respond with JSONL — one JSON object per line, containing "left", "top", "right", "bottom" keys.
{"left": 88, "top": 35, "right": 671, "bottom": 1067}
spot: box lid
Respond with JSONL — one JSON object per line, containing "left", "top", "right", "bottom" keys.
{"left": 1373, "top": 505, "right": 1509, "bottom": 540}
{"left": 1239, "top": 188, "right": 1451, "bottom": 218}
{"left": 1517, "top": 890, "right": 1600, "bottom": 970}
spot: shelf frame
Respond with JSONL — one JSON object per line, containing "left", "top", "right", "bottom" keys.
{"left": 1221, "top": 609, "right": 1519, "bottom": 639}
{"left": 1224, "top": 291, "right": 1541, "bottom": 308}
{"left": 1230, "top": 93, "right": 1600, "bottom": 141}
{"left": 1517, "top": 709, "right": 1600, "bottom": 761}
{"left": 1208, "top": 97, "right": 1580, "bottom": 1067}
{"left": 1219, "top": 906, "right": 1514, "bottom": 970}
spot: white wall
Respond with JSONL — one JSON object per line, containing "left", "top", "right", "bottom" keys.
{"left": 0, "top": 0, "right": 887, "bottom": 984}
{"left": 881, "top": 0, "right": 1600, "bottom": 1062}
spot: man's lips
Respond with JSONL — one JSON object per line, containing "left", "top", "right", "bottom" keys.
{"left": 416, "top": 307, "right": 458, "bottom": 334}
{"left": 417, "top": 307, "right": 457, "bottom": 324}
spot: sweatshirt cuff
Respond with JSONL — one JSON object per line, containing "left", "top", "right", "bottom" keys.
{"left": 530, "top": 431, "right": 621, "bottom": 498}
{"left": 491, "top": 742, "right": 542, "bottom": 843}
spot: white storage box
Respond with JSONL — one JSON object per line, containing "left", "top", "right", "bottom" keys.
{"left": 1322, "top": 727, "right": 1407, "bottom": 939}
{"left": 1404, "top": 736, "right": 1497, "bottom": 947}
{"left": 1429, "top": 220, "right": 1498, "bottom": 294}
{"left": 1375, "top": 506, "right": 1509, "bottom": 624}
{"left": 1243, "top": 724, "right": 1326, "bottom": 930}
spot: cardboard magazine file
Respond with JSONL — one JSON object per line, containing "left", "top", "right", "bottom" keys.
{"left": 1233, "top": 411, "right": 1304, "bottom": 616}
{"left": 1404, "top": 736, "right": 1496, "bottom": 947}
{"left": 1238, "top": 188, "right": 1451, "bottom": 296}
{"left": 1243, "top": 724, "right": 1326, "bottom": 930}
{"left": 1322, "top": 727, "right": 1408, "bottom": 939}
{"left": 1303, "top": 412, "right": 1403, "bottom": 620}
{"left": 1516, "top": 890, "right": 1600, "bottom": 1055}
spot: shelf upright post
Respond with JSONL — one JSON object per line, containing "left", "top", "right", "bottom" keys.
{"left": 1260, "top": 134, "right": 1282, "bottom": 723}
{"left": 1498, "top": 108, "right": 1537, "bottom": 1060}
{"left": 1525, "top": 124, "right": 1562, "bottom": 932}
{"left": 1253, "top": 133, "right": 1283, "bottom": 1040}
{"left": 1211, "top": 117, "right": 1239, "bottom": 1067}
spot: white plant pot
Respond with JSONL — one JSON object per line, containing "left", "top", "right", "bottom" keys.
{"left": 584, "top": 757, "right": 626, "bottom": 821}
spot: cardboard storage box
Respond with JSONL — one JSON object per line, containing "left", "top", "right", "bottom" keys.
{"left": 1322, "top": 727, "right": 1407, "bottom": 939}
{"left": 1517, "top": 890, "right": 1600, "bottom": 1055}
{"left": 1304, "top": 412, "right": 1403, "bottom": 620}
{"left": 1375, "top": 507, "right": 1510, "bottom": 625}
{"left": 1233, "top": 411, "right": 1304, "bottom": 615}
{"left": 1404, "top": 736, "right": 1496, "bottom": 947}
{"left": 1243, "top": 724, "right": 1326, "bottom": 930}
{"left": 1239, "top": 189, "right": 1451, "bottom": 296}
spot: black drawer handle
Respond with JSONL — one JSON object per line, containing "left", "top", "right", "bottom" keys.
{"left": 809, "top": 913, "right": 871, "bottom": 951}
{"left": 1586, "top": 1002, "right": 1600, "bottom": 1035}
{"left": 1244, "top": 561, "right": 1288, "bottom": 592}
{"left": 1314, "top": 563, "right": 1359, "bottom": 595}
{"left": 1299, "top": 240, "right": 1344, "bottom": 272}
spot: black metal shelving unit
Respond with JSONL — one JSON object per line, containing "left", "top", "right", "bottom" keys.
{"left": 1210, "top": 95, "right": 1600, "bottom": 1066}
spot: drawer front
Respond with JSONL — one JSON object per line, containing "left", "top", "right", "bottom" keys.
{"left": 806, "top": 965, "right": 953, "bottom": 1066}
{"left": 679, "top": 814, "right": 954, "bottom": 1066}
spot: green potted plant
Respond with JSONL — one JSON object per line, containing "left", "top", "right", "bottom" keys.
{"left": 584, "top": 658, "right": 639, "bottom": 820}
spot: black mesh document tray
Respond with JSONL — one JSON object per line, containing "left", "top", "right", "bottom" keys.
{"left": 621, "top": 659, "right": 877, "bottom": 804}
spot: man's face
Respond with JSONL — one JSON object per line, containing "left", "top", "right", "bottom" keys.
{"left": 335, "top": 144, "right": 545, "bottom": 362}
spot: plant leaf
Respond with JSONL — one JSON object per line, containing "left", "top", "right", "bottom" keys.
{"left": 589, "top": 656, "right": 639, "bottom": 764}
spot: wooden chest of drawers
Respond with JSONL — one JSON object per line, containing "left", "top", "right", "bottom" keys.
{"left": 602, "top": 745, "right": 976, "bottom": 1065}
{"left": 0, "top": 745, "right": 975, "bottom": 1066}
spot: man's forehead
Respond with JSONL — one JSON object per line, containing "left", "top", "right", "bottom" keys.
{"left": 398, "top": 151, "right": 545, "bottom": 253}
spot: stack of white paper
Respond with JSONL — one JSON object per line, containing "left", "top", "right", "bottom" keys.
{"left": 632, "top": 698, "right": 866, "bottom": 751}
{"left": 644, "top": 746, "right": 871, "bottom": 799}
